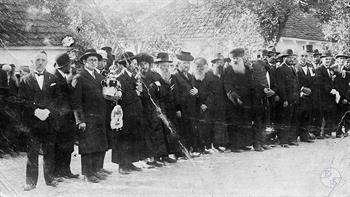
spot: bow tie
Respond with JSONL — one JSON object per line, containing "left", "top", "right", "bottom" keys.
{"left": 35, "top": 72, "right": 44, "bottom": 76}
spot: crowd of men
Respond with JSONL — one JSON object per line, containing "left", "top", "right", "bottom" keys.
{"left": 0, "top": 45, "right": 350, "bottom": 191}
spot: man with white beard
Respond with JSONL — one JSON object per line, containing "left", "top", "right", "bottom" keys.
{"left": 192, "top": 57, "right": 212, "bottom": 154}
{"left": 223, "top": 48, "right": 254, "bottom": 152}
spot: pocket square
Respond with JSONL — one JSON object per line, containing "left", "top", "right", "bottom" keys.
{"left": 50, "top": 83, "right": 56, "bottom": 87}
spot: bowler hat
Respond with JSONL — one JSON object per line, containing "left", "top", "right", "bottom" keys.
{"left": 313, "top": 49, "right": 321, "bottom": 57}
{"left": 135, "top": 53, "right": 154, "bottom": 65}
{"left": 56, "top": 53, "right": 70, "bottom": 68}
{"left": 211, "top": 53, "right": 224, "bottom": 63}
{"left": 320, "top": 50, "right": 333, "bottom": 58}
{"left": 80, "top": 49, "right": 102, "bottom": 62}
{"left": 230, "top": 48, "right": 245, "bottom": 58}
{"left": 278, "top": 49, "right": 297, "bottom": 58}
{"left": 335, "top": 53, "right": 348, "bottom": 59}
{"left": 176, "top": 51, "right": 194, "bottom": 61}
{"left": 154, "top": 52, "right": 172, "bottom": 63}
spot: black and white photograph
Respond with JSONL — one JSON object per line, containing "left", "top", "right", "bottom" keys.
{"left": 0, "top": 0, "right": 350, "bottom": 196}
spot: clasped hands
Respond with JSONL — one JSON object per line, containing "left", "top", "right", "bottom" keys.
{"left": 34, "top": 108, "right": 50, "bottom": 121}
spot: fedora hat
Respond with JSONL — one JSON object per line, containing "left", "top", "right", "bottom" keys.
{"left": 267, "top": 46, "right": 280, "bottom": 57}
{"left": 313, "top": 49, "right": 321, "bottom": 57}
{"left": 176, "top": 51, "right": 194, "bottom": 61}
{"left": 135, "top": 53, "right": 154, "bottom": 65}
{"left": 278, "top": 49, "right": 297, "bottom": 58}
{"left": 154, "top": 52, "right": 172, "bottom": 63}
{"left": 335, "top": 52, "right": 348, "bottom": 59}
{"left": 320, "top": 50, "right": 333, "bottom": 58}
{"left": 211, "top": 53, "right": 224, "bottom": 63}
{"left": 194, "top": 57, "right": 207, "bottom": 66}
{"left": 55, "top": 53, "right": 70, "bottom": 68}
{"left": 80, "top": 49, "right": 102, "bottom": 62}
{"left": 230, "top": 48, "right": 245, "bottom": 58}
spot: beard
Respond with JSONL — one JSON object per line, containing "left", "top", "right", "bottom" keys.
{"left": 193, "top": 71, "right": 205, "bottom": 81}
{"left": 231, "top": 59, "right": 246, "bottom": 74}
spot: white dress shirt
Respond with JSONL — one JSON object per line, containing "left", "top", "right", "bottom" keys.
{"left": 266, "top": 71, "right": 271, "bottom": 88}
{"left": 57, "top": 69, "right": 67, "bottom": 80}
{"left": 35, "top": 71, "right": 44, "bottom": 90}
{"left": 85, "top": 68, "right": 95, "bottom": 79}
{"left": 302, "top": 66, "right": 308, "bottom": 75}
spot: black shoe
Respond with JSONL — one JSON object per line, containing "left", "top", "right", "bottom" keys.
{"left": 119, "top": 167, "right": 131, "bottom": 175}
{"left": 163, "top": 156, "right": 177, "bottom": 163}
{"left": 99, "top": 168, "right": 112, "bottom": 175}
{"left": 324, "top": 134, "right": 331, "bottom": 138}
{"left": 146, "top": 161, "right": 163, "bottom": 167}
{"left": 64, "top": 173, "right": 79, "bottom": 179}
{"left": 128, "top": 163, "right": 142, "bottom": 171}
{"left": 94, "top": 172, "right": 107, "bottom": 180}
{"left": 240, "top": 146, "right": 252, "bottom": 151}
{"left": 309, "top": 133, "right": 316, "bottom": 140}
{"left": 336, "top": 134, "right": 343, "bottom": 138}
{"left": 262, "top": 145, "right": 272, "bottom": 150}
{"left": 316, "top": 135, "right": 324, "bottom": 139}
{"left": 24, "top": 184, "right": 36, "bottom": 191}
{"left": 53, "top": 177, "right": 64, "bottom": 182}
{"left": 85, "top": 175, "right": 100, "bottom": 183}
{"left": 253, "top": 145, "right": 264, "bottom": 152}
{"left": 281, "top": 144, "right": 289, "bottom": 148}
{"left": 231, "top": 149, "right": 244, "bottom": 153}
{"left": 344, "top": 133, "right": 349, "bottom": 137}
{"left": 289, "top": 142, "right": 299, "bottom": 146}
{"left": 47, "top": 180, "right": 59, "bottom": 187}
{"left": 301, "top": 139, "right": 314, "bottom": 143}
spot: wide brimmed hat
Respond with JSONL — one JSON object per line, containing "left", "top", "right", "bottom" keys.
{"left": 80, "top": 49, "right": 102, "bottom": 62}
{"left": 230, "top": 48, "right": 245, "bottom": 58}
{"left": 56, "top": 53, "right": 70, "bottom": 68}
{"left": 313, "top": 49, "right": 321, "bottom": 57}
{"left": 117, "top": 51, "right": 136, "bottom": 64}
{"left": 135, "top": 53, "right": 154, "bottom": 65}
{"left": 278, "top": 49, "right": 297, "bottom": 59}
{"left": 320, "top": 50, "right": 333, "bottom": 58}
{"left": 154, "top": 52, "right": 172, "bottom": 63}
{"left": 176, "top": 51, "right": 194, "bottom": 61}
{"left": 267, "top": 46, "right": 280, "bottom": 57}
{"left": 335, "top": 53, "right": 348, "bottom": 59}
{"left": 211, "top": 53, "right": 224, "bottom": 63}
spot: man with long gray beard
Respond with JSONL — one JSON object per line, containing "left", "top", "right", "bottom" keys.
{"left": 223, "top": 48, "right": 254, "bottom": 152}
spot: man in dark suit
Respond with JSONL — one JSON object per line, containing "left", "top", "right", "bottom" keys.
{"left": 170, "top": 51, "right": 199, "bottom": 155}
{"left": 112, "top": 51, "right": 144, "bottom": 174}
{"left": 19, "top": 51, "right": 61, "bottom": 191}
{"left": 275, "top": 49, "right": 300, "bottom": 147}
{"left": 223, "top": 48, "right": 254, "bottom": 152}
{"left": 53, "top": 53, "right": 79, "bottom": 179}
{"left": 296, "top": 52, "right": 314, "bottom": 143}
{"left": 315, "top": 51, "right": 338, "bottom": 138}
{"left": 71, "top": 49, "right": 109, "bottom": 183}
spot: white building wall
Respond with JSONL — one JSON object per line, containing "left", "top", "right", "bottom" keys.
{"left": 0, "top": 46, "right": 70, "bottom": 73}
{"left": 276, "top": 37, "right": 326, "bottom": 55}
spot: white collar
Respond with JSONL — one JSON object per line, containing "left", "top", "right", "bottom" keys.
{"left": 85, "top": 68, "right": 95, "bottom": 78}
{"left": 125, "top": 69, "right": 132, "bottom": 77}
{"left": 57, "top": 69, "right": 66, "bottom": 78}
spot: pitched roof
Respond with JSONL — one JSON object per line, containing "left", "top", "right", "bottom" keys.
{"left": 138, "top": 0, "right": 326, "bottom": 42}
{"left": 0, "top": 0, "right": 72, "bottom": 47}
{"left": 280, "top": 12, "right": 325, "bottom": 41}
{"left": 136, "top": 0, "right": 240, "bottom": 39}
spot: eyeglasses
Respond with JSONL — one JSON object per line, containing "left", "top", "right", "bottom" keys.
{"left": 87, "top": 58, "right": 98, "bottom": 62}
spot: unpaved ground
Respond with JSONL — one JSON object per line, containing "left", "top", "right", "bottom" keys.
{"left": 1, "top": 137, "right": 350, "bottom": 197}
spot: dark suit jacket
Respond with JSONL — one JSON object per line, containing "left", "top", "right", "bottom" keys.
{"left": 315, "top": 65, "right": 336, "bottom": 109}
{"left": 275, "top": 63, "right": 300, "bottom": 104}
{"left": 170, "top": 70, "right": 197, "bottom": 119}
{"left": 54, "top": 69, "right": 75, "bottom": 136}
{"left": 19, "top": 70, "right": 60, "bottom": 135}
{"left": 71, "top": 68, "right": 108, "bottom": 154}
{"left": 297, "top": 65, "right": 314, "bottom": 105}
